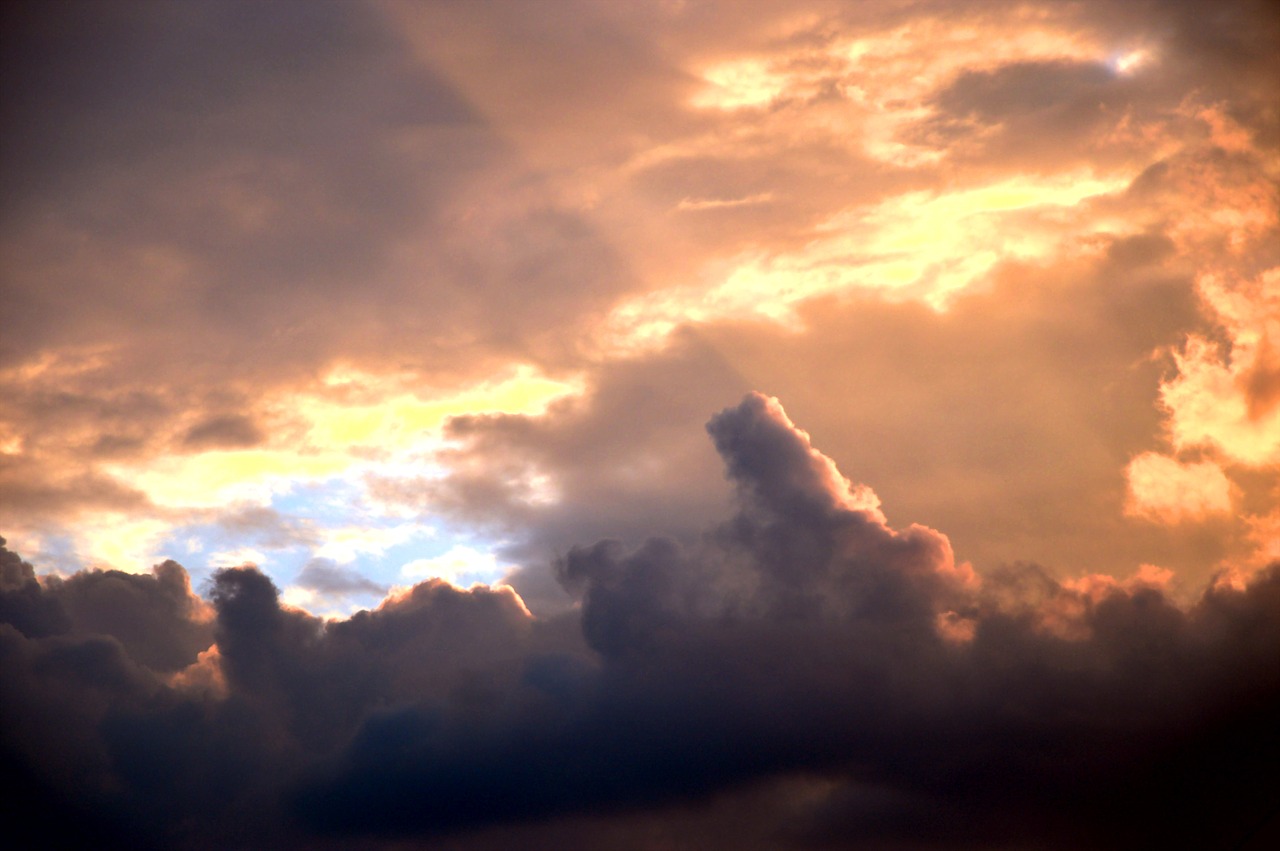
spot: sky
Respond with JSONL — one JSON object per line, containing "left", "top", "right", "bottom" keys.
{"left": 2, "top": 0, "right": 1279, "bottom": 848}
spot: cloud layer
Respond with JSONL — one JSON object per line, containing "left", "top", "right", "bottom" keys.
{"left": 5, "top": 395, "right": 1280, "bottom": 849}
{"left": 3, "top": 1, "right": 1280, "bottom": 846}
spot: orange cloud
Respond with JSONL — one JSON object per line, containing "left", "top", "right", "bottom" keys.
{"left": 1124, "top": 452, "right": 1235, "bottom": 524}
{"left": 1161, "top": 269, "right": 1280, "bottom": 467}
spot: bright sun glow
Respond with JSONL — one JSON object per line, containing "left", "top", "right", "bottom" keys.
{"left": 603, "top": 170, "right": 1131, "bottom": 350}
{"left": 79, "top": 365, "right": 582, "bottom": 572}
{"left": 1110, "top": 48, "right": 1151, "bottom": 75}
{"left": 101, "top": 365, "right": 580, "bottom": 510}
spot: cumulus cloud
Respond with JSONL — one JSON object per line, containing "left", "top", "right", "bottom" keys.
{"left": 4, "top": 0, "right": 1280, "bottom": 845}
{"left": 6, "top": 395, "right": 1280, "bottom": 848}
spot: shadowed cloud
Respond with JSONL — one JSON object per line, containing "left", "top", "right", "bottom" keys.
{"left": 6, "top": 391, "right": 1277, "bottom": 848}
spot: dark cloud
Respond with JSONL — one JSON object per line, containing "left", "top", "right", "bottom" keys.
{"left": 294, "top": 558, "right": 387, "bottom": 598}
{"left": 0, "top": 538, "right": 212, "bottom": 667}
{"left": 1160, "top": 0, "right": 1280, "bottom": 143}
{"left": 909, "top": 59, "right": 1129, "bottom": 166}
{"left": 181, "top": 414, "right": 264, "bottom": 451}
{"left": 51, "top": 559, "right": 214, "bottom": 673}
{"left": 1244, "top": 336, "right": 1280, "bottom": 419}
{"left": 7, "top": 395, "right": 1280, "bottom": 848}
{"left": 0, "top": 536, "right": 69, "bottom": 638}
{"left": 935, "top": 61, "right": 1117, "bottom": 120}
{"left": 296, "top": 396, "right": 1280, "bottom": 848}
{"left": 0, "top": 0, "right": 638, "bottom": 380}
{"left": 0, "top": 456, "right": 151, "bottom": 530}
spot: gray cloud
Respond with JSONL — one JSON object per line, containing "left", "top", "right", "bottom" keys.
{"left": 0, "top": 0, "right": 636, "bottom": 383}
{"left": 0, "top": 0, "right": 641, "bottom": 525}
{"left": 0, "top": 538, "right": 212, "bottom": 667}
{"left": 380, "top": 332, "right": 751, "bottom": 614}
{"left": 181, "top": 414, "right": 265, "bottom": 451}
{"left": 294, "top": 558, "right": 388, "bottom": 598}
{"left": 212, "top": 505, "right": 321, "bottom": 551}
{"left": 295, "top": 395, "right": 1280, "bottom": 848}
{"left": 6, "top": 393, "right": 1280, "bottom": 848}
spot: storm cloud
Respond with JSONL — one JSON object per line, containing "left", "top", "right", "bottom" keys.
{"left": 5, "top": 396, "right": 1280, "bottom": 849}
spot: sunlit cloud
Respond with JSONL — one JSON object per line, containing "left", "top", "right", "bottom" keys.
{"left": 605, "top": 169, "right": 1130, "bottom": 347}
{"left": 207, "top": 546, "right": 268, "bottom": 569}
{"left": 279, "top": 585, "right": 326, "bottom": 614}
{"left": 74, "top": 515, "right": 173, "bottom": 574}
{"left": 1161, "top": 269, "right": 1280, "bottom": 467}
{"left": 68, "top": 364, "right": 581, "bottom": 572}
{"left": 1109, "top": 47, "right": 1153, "bottom": 75}
{"left": 400, "top": 543, "right": 512, "bottom": 586}
{"left": 1162, "top": 336, "right": 1280, "bottom": 466}
{"left": 313, "top": 523, "right": 425, "bottom": 564}
{"left": 1242, "top": 511, "right": 1280, "bottom": 570}
{"left": 1124, "top": 452, "right": 1235, "bottom": 523}
{"left": 688, "top": 11, "right": 1108, "bottom": 166}
{"left": 676, "top": 192, "right": 776, "bottom": 211}
{"left": 302, "top": 363, "right": 580, "bottom": 454}
{"left": 692, "top": 57, "right": 792, "bottom": 110}
{"left": 5, "top": 0, "right": 1280, "bottom": 845}
{"left": 108, "top": 450, "right": 353, "bottom": 510}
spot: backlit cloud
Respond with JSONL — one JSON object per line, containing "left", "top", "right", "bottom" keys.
{"left": 1124, "top": 452, "right": 1234, "bottom": 523}
{"left": 3, "top": 396, "right": 1280, "bottom": 848}
{"left": 4, "top": 0, "right": 1280, "bottom": 845}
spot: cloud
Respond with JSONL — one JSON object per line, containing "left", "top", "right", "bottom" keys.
{"left": 1125, "top": 452, "right": 1235, "bottom": 523}
{"left": 399, "top": 545, "right": 509, "bottom": 586}
{"left": 427, "top": 227, "right": 1208, "bottom": 596}
{"left": 181, "top": 414, "right": 265, "bottom": 451}
{"left": 5, "top": 0, "right": 1277, "bottom": 586}
{"left": 4, "top": 0, "right": 1280, "bottom": 845}
{"left": 0, "top": 0, "right": 637, "bottom": 546}
{"left": 213, "top": 505, "right": 321, "bottom": 550}
{"left": 294, "top": 558, "right": 388, "bottom": 597}
{"left": 395, "top": 333, "right": 750, "bottom": 613}
{"left": 1161, "top": 270, "right": 1280, "bottom": 467}
{"left": 0, "top": 536, "right": 212, "bottom": 664}
{"left": 556, "top": 393, "right": 969, "bottom": 655}
{"left": 6, "top": 395, "right": 1280, "bottom": 848}
{"left": 298, "top": 396, "right": 1280, "bottom": 847}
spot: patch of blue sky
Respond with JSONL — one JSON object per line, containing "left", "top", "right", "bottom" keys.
{"left": 16, "top": 529, "right": 82, "bottom": 576}
{"left": 265, "top": 476, "right": 515, "bottom": 588}
{"left": 152, "top": 473, "right": 515, "bottom": 609}
{"left": 269, "top": 476, "right": 372, "bottom": 525}
{"left": 151, "top": 518, "right": 290, "bottom": 591}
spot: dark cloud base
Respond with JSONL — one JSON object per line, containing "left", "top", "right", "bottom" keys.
{"left": 4, "top": 395, "right": 1280, "bottom": 850}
